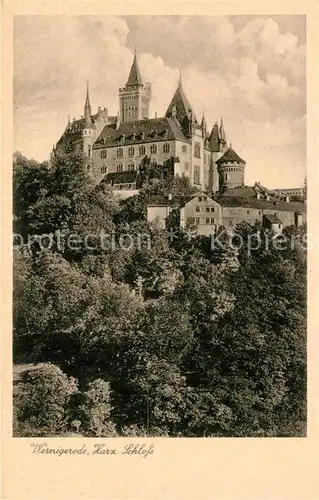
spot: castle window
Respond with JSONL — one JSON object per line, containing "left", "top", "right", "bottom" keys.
{"left": 193, "top": 165, "right": 200, "bottom": 185}
{"left": 127, "top": 162, "right": 135, "bottom": 171}
{"left": 194, "top": 142, "right": 201, "bottom": 158}
{"left": 150, "top": 144, "right": 157, "bottom": 154}
{"left": 196, "top": 206, "right": 200, "bottom": 212}
{"left": 247, "top": 210, "right": 250, "bottom": 214}
{"left": 139, "top": 145, "right": 145, "bottom": 156}
{"left": 182, "top": 145, "right": 187, "bottom": 153}
{"left": 100, "top": 165, "right": 108, "bottom": 174}
{"left": 128, "top": 146, "right": 135, "bottom": 157}
{"left": 117, "top": 163, "right": 123, "bottom": 172}
{"left": 204, "top": 153, "right": 207, "bottom": 164}
{"left": 151, "top": 159, "right": 157, "bottom": 166}
{"left": 88, "top": 145, "right": 91, "bottom": 157}
{"left": 101, "top": 149, "right": 107, "bottom": 159}
{"left": 163, "top": 143, "right": 170, "bottom": 153}
{"left": 224, "top": 173, "right": 228, "bottom": 181}
{"left": 117, "top": 147, "right": 123, "bottom": 158}
{"left": 195, "top": 217, "right": 200, "bottom": 225}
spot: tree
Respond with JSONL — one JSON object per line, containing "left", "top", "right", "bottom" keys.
{"left": 13, "top": 363, "right": 78, "bottom": 436}
{"left": 79, "top": 379, "right": 117, "bottom": 437}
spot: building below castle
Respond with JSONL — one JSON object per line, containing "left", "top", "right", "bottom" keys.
{"left": 55, "top": 52, "right": 306, "bottom": 233}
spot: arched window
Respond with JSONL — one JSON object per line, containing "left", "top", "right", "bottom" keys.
{"left": 117, "top": 147, "right": 123, "bottom": 158}
{"left": 163, "top": 143, "right": 170, "bottom": 154}
{"left": 100, "top": 165, "right": 108, "bottom": 174}
{"left": 127, "top": 162, "right": 135, "bottom": 171}
{"left": 139, "top": 145, "right": 145, "bottom": 156}
{"left": 117, "top": 163, "right": 123, "bottom": 172}
{"left": 128, "top": 146, "right": 135, "bottom": 157}
{"left": 150, "top": 144, "right": 157, "bottom": 154}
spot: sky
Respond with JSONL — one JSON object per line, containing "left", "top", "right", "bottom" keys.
{"left": 13, "top": 15, "right": 306, "bottom": 188}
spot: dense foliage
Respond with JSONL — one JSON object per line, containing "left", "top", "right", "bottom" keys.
{"left": 13, "top": 150, "right": 307, "bottom": 437}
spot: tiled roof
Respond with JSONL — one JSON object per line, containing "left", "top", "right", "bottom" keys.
{"left": 126, "top": 53, "right": 143, "bottom": 87}
{"left": 93, "top": 117, "right": 189, "bottom": 149}
{"left": 216, "top": 146, "right": 245, "bottom": 164}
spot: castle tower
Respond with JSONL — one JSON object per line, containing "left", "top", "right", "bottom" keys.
{"left": 119, "top": 51, "right": 151, "bottom": 122}
{"left": 216, "top": 144, "right": 246, "bottom": 190}
{"left": 82, "top": 81, "right": 95, "bottom": 159}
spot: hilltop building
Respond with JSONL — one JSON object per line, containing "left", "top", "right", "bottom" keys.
{"left": 55, "top": 52, "right": 305, "bottom": 232}
{"left": 56, "top": 52, "right": 242, "bottom": 195}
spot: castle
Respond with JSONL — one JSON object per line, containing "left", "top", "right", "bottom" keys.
{"left": 56, "top": 52, "right": 246, "bottom": 194}
{"left": 55, "top": 52, "right": 306, "bottom": 233}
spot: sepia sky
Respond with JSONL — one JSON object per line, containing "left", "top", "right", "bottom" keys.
{"left": 14, "top": 15, "right": 306, "bottom": 188}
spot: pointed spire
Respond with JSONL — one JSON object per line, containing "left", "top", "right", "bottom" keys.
{"left": 165, "top": 77, "right": 197, "bottom": 125}
{"left": 219, "top": 117, "right": 226, "bottom": 143}
{"left": 209, "top": 122, "right": 220, "bottom": 152}
{"left": 84, "top": 81, "right": 93, "bottom": 128}
{"left": 126, "top": 51, "right": 143, "bottom": 87}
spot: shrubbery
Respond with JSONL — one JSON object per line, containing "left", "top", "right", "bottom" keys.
{"left": 12, "top": 151, "right": 307, "bottom": 437}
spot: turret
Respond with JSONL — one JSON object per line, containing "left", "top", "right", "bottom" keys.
{"left": 119, "top": 51, "right": 151, "bottom": 122}
{"left": 216, "top": 144, "right": 246, "bottom": 190}
{"left": 82, "top": 81, "right": 95, "bottom": 159}
{"left": 201, "top": 111, "right": 207, "bottom": 140}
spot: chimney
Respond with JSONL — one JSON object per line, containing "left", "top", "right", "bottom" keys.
{"left": 256, "top": 192, "right": 261, "bottom": 200}
{"left": 168, "top": 193, "right": 172, "bottom": 201}
{"left": 266, "top": 194, "right": 270, "bottom": 201}
{"left": 285, "top": 195, "right": 290, "bottom": 203}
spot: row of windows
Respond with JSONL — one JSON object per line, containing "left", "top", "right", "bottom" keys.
{"left": 195, "top": 206, "right": 216, "bottom": 213}
{"left": 188, "top": 217, "right": 216, "bottom": 225}
{"left": 102, "top": 143, "right": 172, "bottom": 159}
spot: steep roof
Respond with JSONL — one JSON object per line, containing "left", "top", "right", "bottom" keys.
{"left": 216, "top": 146, "right": 245, "bottom": 164}
{"left": 209, "top": 123, "right": 220, "bottom": 152}
{"left": 263, "top": 214, "right": 282, "bottom": 224}
{"left": 126, "top": 52, "right": 143, "bottom": 87}
{"left": 165, "top": 82, "right": 197, "bottom": 125}
{"left": 93, "top": 117, "right": 189, "bottom": 149}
